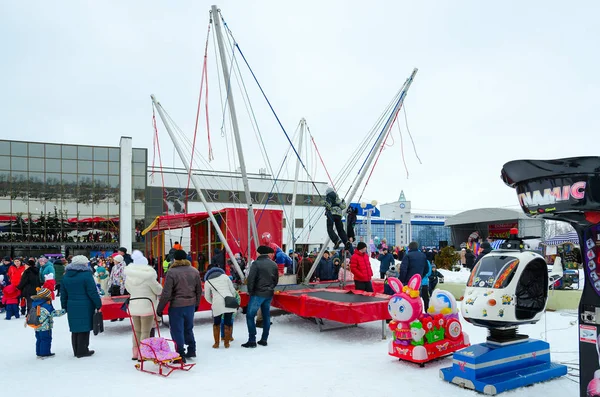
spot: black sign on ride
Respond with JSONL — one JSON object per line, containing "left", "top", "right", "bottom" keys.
{"left": 502, "top": 156, "right": 600, "bottom": 397}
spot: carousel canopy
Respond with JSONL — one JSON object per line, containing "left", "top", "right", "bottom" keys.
{"left": 543, "top": 231, "right": 579, "bottom": 246}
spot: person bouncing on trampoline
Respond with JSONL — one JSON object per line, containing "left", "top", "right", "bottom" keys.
{"left": 322, "top": 187, "right": 352, "bottom": 252}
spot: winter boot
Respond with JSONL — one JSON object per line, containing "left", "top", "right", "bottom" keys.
{"left": 212, "top": 324, "right": 220, "bottom": 348}
{"left": 224, "top": 325, "right": 233, "bottom": 348}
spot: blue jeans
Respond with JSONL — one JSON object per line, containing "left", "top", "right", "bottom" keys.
{"left": 35, "top": 330, "right": 52, "bottom": 356}
{"left": 168, "top": 305, "right": 196, "bottom": 354}
{"left": 246, "top": 296, "right": 272, "bottom": 343}
{"left": 5, "top": 304, "right": 19, "bottom": 319}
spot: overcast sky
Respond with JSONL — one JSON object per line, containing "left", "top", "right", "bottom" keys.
{"left": 2, "top": 1, "right": 599, "bottom": 216}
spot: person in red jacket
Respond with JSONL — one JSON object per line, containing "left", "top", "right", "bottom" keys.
{"left": 350, "top": 242, "right": 373, "bottom": 292}
{"left": 8, "top": 258, "right": 25, "bottom": 287}
{"left": 2, "top": 284, "right": 21, "bottom": 319}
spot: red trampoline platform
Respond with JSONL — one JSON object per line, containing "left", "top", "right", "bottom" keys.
{"left": 271, "top": 289, "right": 391, "bottom": 336}
{"left": 101, "top": 291, "right": 249, "bottom": 321}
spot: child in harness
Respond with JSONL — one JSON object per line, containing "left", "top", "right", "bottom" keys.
{"left": 322, "top": 187, "right": 352, "bottom": 252}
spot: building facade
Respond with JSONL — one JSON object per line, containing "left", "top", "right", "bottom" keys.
{"left": 0, "top": 139, "right": 147, "bottom": 257}
{"left": 372, "top": 190, "right": 452, "bottom": 248}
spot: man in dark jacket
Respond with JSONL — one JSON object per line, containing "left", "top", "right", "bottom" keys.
{"left": 475, "top": 242, "right": 492, "bottom": 265}
{"left": 465, "top": 249, "right": 476, "bottom": 270}
{"left": 399, "top": 241, "right": 428, "bottom": 285}
{"left": 156, "top": 250, "right": 202, "bottom": 360}
{"left": 54, "top": 258, "right": 65, "bottom": 297}
{"left": 378, "top": 247, "right": 395, "bottom": 279}
{"left": 316, "top": 251, "right": 336, "bottom": 281}
{"left": 118, "top": 247, "right": 133, "bottom": 265}
{"left": 242, "top": 245, "right": 279, "bottom": 348}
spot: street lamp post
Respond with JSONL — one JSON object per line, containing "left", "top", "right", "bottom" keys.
{"left": 360, "top": 200, "right": 378, "bottom": 254}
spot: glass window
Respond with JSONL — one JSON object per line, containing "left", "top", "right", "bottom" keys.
{"left": 62, "top": 173, "right": 77, "bottom": 185}
{"left": 78, "top": 146, "right": 93, "bottom": 160}
{"left": 93, "top": 161, "right": 108, "bottom": 174}
{"left": 45, "top": 159, "right": 61, "bottom": 173}
{"left": 11, "top": 157, "right": 27, "bottom": 171}
{"left": 133, "top": 176, "right": 146, "bottom": 189}
{"left": 44, "top": 144, "right": 61, "bottom": 158}
{"left": 45, "top": 173, "right": 61, "bottom": 185}
{"left": 93, "top": 147, "right": 109, "bottom": 161}
{"left": 133, "top": 149, "right": 146, "bottom": 163}
{"left": 78, "top": 160, "right": 93, "bottom": 174}
{"left": 109, "top": 148, "right": 120, "bottom": 162}
{"left": 0, "top": 171, "right": 9, "bottom": 198}
{"left": 29, "top": 172, "right": 44, "bottom": 185}
{"left": 108, "top": 175, "right": 119, "bottom": 188}
{"left": 132, "top": 162, "right": 145, "bottom": 176}
{"left": 28, "top": 157, "right": 44, "bottom": 172}
{"left": 62, "top": 159, "right": 77, "bottom": 172}
{"left": 28, "top": 143, "right": 44, "bottom": 157}
{"left": 0, "top": 156, "right": 9, "bottom": 170}
{"left": 108, "top": 162, "right": 119, "bottom": 175}
{"left": 11, "top": 142, "right": 27, "bottom": 157}
{"left": 62, "top": 145, "right": 77, "bottom": 159}
{"left": 0, "top": 141, "right": 9, "bottom": 156}
{"left": 295, "top": 218, "right": 304, "bottom": 228}
{"left": 94, "top": 174, "right": 109, "bottom": 186}
{"left": 467, "top": 256, "right": 520, "bottom": 289}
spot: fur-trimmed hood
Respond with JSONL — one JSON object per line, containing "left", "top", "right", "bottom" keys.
{"left": 170, "top": 259, "right": 192, "bottom": 269}
{"left": 65, "top": 262, "right": 92, "bottom": 273}
{"left": 204, "top": 266, "right": 225, "bottom": 281}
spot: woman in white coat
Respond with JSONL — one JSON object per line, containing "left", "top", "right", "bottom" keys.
{"left": 204, "top": 266, "right": 237, "bottom": 349}
{"left": 124, "top": 250, "right": 163, "bottom": 360}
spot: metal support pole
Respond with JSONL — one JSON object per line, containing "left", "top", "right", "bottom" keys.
{"left": 367, "top": 209, "right": 372, "bottom": 255}
{"left": 211, "top": 5, "right": 259, "bottom": 250}
{"left": 289, "top": 119, "right": 305, "bottom": 253}
{"left": 208, "top": 220, "right": 212, "bottom": 264}
{"left": 304, "top": 68, "right": 418, "bottom": 284}
{"left": 151, "top": 94, "right": 245, "bottom": 281}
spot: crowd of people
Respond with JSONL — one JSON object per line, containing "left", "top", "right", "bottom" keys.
{"left": 0, "top": 242, "right": 281, "bottom": 360}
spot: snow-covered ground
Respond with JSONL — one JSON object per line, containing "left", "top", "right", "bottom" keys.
{"left": 3, "top": 300, "right": 579, "bottom": 397}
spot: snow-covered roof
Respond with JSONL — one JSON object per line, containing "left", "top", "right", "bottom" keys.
{"left": 444, "top": 208, "right": 530, "bottom": 226}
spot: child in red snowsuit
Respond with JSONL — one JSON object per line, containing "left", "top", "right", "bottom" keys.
{"left": 2, "top": 284, "right": 21, "bottom": 319}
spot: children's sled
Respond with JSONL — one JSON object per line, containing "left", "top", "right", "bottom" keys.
{"left": 125, "top": 297, "right": 195, "bottom": 377}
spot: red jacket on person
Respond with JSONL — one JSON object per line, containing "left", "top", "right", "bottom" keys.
{"left": 1, "top": 284, "right": 20, "bottom": 305}
{"left": 350, "top": 251, "right": 373, "bottom": 282}
{"left": 7, "top": 265, "right": 25, "bottom": 287}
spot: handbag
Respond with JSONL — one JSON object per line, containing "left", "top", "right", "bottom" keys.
{"left": 206, "top": 280, "right": 240, "bottom": 309}
{"left": 93, "top": 309, "right": 104, "bottom": 335}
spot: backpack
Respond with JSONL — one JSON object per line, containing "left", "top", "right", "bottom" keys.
{"left": 26, "top": 306, "right": 42, "bottom": 329}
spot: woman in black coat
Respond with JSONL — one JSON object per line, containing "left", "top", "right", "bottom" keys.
{"left": 17, "top": 259, "right": 42, "bottom": 315}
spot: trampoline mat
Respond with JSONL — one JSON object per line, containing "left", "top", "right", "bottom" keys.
{"left": 300, "top": 291, "right": 388, "bottom": 303}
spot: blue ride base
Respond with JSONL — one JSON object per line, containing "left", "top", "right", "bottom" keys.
{"left": 439, "top": 339, "right": 567, "bottom": 395}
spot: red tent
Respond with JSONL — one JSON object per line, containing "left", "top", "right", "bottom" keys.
{"left": 142, "top": 207, "right": 283, "bottom": 260}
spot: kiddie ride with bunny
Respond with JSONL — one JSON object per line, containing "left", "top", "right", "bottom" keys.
{"left": 440, "top": 229, "right": 568, "bottom": 395}
{"left": 387, "top": 274, "right": 469, "bottom": 366}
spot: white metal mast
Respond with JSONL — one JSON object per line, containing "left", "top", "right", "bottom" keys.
{"left": 303, "top": 68, "right": 418, "bottom": 283}
{"left": 211, "top": 5, "right": 260, "bottom": 254}
{"left": 288, "top": 118, "right": 305, "bottom": 253}
{"left": 151, "top": 94, "right": 245, "bottom": 281}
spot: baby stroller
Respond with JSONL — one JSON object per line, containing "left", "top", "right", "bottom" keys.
{"left": 124, "top": 297, "right": 195, "bottom": 377}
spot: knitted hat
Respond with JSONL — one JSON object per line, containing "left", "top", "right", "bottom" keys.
{"left": 257, "top": 245, "right": 274, "bottom": 255}
{"left": 71, "top": 255, "right": 89, "bottom": 266}
{"left": 174, "top": 250, "right": 187, "bottom": 261}
{"left": 32, "top": 287, "right": 52, "bottom": 300}
{"left": 38, "top": 257, "right": 48, "bottom": 265}
{"left": 118, "top": 247, "right": 128, "bottom": 253}
{"left": 113, "top": 254, "right": 124, "bottom": 264}
{"left": 357, "top": 242, "right": 367, "bottom": 251}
